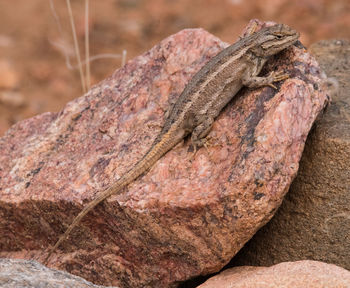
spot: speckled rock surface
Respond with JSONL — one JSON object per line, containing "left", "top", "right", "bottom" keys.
{"left": 0, "top": 22, "right": 329, "bottom": 287}
{"left": 198, "top": 261, "right": 350, "bottom": 288}
{"left": 0, "top": 258, "right": 117, "bottom": 288}
{"left": 232, "top": 39, "right": 350, "bottom": 270}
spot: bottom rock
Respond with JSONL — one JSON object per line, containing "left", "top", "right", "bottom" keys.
{"left": 198, "top": 260, "right": 350, "bottom": 288}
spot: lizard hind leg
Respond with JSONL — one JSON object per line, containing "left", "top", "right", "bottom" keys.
{"left": 190, "top": 117, "right": 214, "bottom": 159}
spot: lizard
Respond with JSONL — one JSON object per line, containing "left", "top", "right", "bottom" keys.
{"left": 45, "top": 23, "right": 299, "bottom": 263}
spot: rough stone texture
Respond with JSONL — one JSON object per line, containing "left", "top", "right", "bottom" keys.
{"left": 232, "top": 39, "right": 350, "bottom": 270}
{"left": 0, "top": 22, "right": 329, "bottom": 287}
{"left": 198, "top": 261, "right": 350, "bottom": 288}
{"left": 0, "top": 258, "right": 117, "bottom": 288}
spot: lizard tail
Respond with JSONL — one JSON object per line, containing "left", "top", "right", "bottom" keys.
{"left": 44, "top": 128, "right": 180, "bottom": 264}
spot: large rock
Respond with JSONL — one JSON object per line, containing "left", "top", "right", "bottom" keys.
{"left": 232, "top": 39, "right": 350, "bottom": 270}
{"left": 0, "top": 22, "right": 329, "bottom": 287}
{"left": 0, "top": 258, "right": 117, "bottom": 288}
{"left": 198, "top": 261, "right": 350, "bottom": 288}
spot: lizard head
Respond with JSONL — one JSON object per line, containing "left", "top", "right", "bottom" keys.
{"left": 251, "top": 24, "right": 300, "bottom": 57}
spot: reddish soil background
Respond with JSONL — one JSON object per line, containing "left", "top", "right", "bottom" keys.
{"left": 0, "top": 0, "right": 349, "bottom": 136}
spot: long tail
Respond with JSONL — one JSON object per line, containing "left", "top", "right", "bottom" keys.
{"left": 44, "top": 128, "right": 180, "bottom": 264}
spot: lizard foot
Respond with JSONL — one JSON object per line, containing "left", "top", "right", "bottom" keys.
{"left": 267, "top": 71, "right": 289, "bottom": 89}
{"left": 190, "top": 136, "right": 216, "bottom": 161}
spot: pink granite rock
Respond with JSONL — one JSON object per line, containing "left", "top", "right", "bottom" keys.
{"left": 0, "top": 21, "right": 329, "bottom": 287}
{"left": 198, "top": 261, "right": 350, "bottom": 288}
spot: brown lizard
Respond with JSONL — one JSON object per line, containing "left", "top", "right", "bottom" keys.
{"left": 45, "top": 23, "right": 299, "bottom": 263}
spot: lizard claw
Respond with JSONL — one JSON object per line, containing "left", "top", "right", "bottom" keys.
{"left": 203, "top": 140, "right": 211, "bottom": 155}
{"left": 268, "top": 83, "right": 278, "bottom": 89}
{"left": 189, "top": 145, "right": 199, "bottom": 161}
{"left": 273, "top": 70, "right": 289, "bottom": 81}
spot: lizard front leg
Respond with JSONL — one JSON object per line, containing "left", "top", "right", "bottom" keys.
{"left": 242, "top": 70, "right": 289, "bottom": 89}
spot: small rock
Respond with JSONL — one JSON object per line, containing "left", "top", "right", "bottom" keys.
{"left": 0, "top": 60, "right": 19, "bottom": 89}
{"left": 0, "top": 258, "right": 117, "bottom": 288}
{"left": 198, "top": 261, "right": 350, "bottom": 288}
{"left": 30, "top": 61, "right": 52, "bottom": 82}
{"left": 0, "top": 35, "right": 13, "bottom": 47}
{"left": 0, "top": 91, "right": 26, "bottom": 108}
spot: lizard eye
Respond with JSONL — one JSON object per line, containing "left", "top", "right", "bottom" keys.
{"left": 276, "top": 35, "right": 283, "bottom": 39}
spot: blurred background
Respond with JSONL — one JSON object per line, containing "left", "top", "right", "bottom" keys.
{"left": 0, "top": 0, "right": 349, "bottom": 135}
